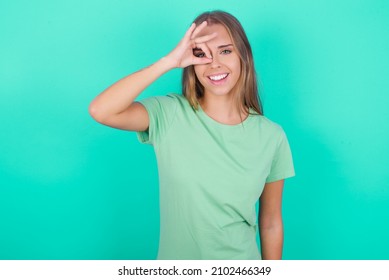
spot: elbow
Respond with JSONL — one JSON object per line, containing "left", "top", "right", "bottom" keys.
{"left": 259, "top": 213, "right": 283, "bottom": 231}
{"left": 260, "top": 220, "right": 283, "bottom": 232}
{"left": 88, "top": 101, "right": 105, "bottom": 123}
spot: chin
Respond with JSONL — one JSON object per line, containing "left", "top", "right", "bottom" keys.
{"left": 207, "top": 89, "right": 234, "bottom": 97}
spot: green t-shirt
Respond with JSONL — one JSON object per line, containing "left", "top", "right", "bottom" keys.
{"left": 136, "top": 93, "right": 295, "bottom": 260}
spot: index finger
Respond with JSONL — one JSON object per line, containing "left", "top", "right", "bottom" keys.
{"left": 193, "top": 32, "right": 217, "bottom": 44}
{"left": 194, "top": 32, "right": 217, "bottom": 59}
{"left": 190, "top": 21, "right": 208, "bottom": 40}
{"left": 183, "top": 23, "right": 197, "bottom": 41}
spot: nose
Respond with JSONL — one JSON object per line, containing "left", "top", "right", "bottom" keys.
{"left": 209, "top": 55, "right": 221, "bottom": 68}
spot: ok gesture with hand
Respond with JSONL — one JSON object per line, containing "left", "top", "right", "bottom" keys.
{"left": 165, "top": 21, "right": 217, "bottom": 68}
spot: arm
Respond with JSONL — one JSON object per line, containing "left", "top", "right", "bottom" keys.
{"left": 88, "top": 21, "right": 215, "bottom": 131}
{"left": 88, "top": 57, "right": 175, "bottom": 131}
{"left": 258, "top": 179, "right": 285, "bottom": 260}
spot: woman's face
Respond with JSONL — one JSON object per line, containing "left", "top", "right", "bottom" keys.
{"left": 194, "top": 24, "right": 241, "bottom": 98}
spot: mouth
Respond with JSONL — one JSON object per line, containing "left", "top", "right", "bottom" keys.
{"left": 208, "top": 73, "right": 229, "bottom": 81}
{"left": 207, "top": 73, "right": 229, "bottom": 85}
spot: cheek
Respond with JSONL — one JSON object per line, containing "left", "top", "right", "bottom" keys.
{"left": 194, "top": 66, "right": 200, "bottom": 78}
{"left": 194, "top": 66, "right": 206, "bottom": 82}
{"left": 231, "top": 60, "right": 241, "bottom": 81}
{"left": 233, "top": 57, "right": 241, "bottom": 73}
{"left": 224, "top": 54, "right": 241, "bottom": 75}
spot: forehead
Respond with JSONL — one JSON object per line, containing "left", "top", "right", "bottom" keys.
{"left": 198, "top": 23, "right": 232, "bottom": 45}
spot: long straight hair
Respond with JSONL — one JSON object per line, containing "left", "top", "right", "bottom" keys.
{"left": 182, "top": 10, "right": 263, "bottom": 118}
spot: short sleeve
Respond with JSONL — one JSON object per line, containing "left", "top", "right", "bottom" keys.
{"left": 136, "top": 94, "right": 178, "bottom": 146}
{"left": 266, "top": 129, "right": 295, "bottom": 183}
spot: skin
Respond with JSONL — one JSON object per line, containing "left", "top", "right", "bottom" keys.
{"left": 89, "top": 21, "right": 285, "bottom": 259}
{"left": 193, "top": 24, "right": 244, "bottom": 125}
{"left": 88, "top": 21, "right": 215, "bottom": 130}
{"left": 260, "top": 180, "right": 285, "bottom": 259}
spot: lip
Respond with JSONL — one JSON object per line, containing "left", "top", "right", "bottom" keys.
{"left": 207, "top": 73, "right": 229, "bottom": 85}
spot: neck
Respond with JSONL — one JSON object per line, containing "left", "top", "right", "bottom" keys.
{"left": 199, "top": 94, "right": 247, "bottom": 125}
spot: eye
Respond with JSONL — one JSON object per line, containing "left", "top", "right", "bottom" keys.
{"left": 193, "top": 49, "right": 205, "bottom": 58}
{"left": 221, "top": 49, "right": 232, "bottom": 55}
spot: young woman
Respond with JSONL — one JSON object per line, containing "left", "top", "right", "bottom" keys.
{"left": 89, "top": 10, "right": 294, "bottom": 260}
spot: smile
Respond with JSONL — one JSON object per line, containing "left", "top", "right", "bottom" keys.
{"left": 208, "top": 73, "right": 229, "bottom": 81}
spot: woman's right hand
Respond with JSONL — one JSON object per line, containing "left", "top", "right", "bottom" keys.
{"left": 165, "top": 21, "right": 217, "bottom": 68}
{"left": 89, "top": 21, "right": 217, "bottom": 131}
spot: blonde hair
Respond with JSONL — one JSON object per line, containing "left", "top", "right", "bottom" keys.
{"left": 182, "top": 10, "right": 263, "bottom": 118}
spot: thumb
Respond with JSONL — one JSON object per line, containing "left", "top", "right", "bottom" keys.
{"left": 192, "top": 57, "right": 213, "bottom": 66}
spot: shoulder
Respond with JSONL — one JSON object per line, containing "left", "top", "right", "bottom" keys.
{"left": 256, "top": 115, "right": 286, "bottom": 136}
{"left": 166, "top": 93, "right": 189, "bottom": 104}
{"left": 149, "top": 93, "right": 188, "bottom": 106}
{"left": 165, "top": 93, "right": 194, "bottom": 111}
{"left": 250, "top": 115, "right": 290, "bottom": 149}
{"left": 138, "top": 93, "right": 183, "bottom": 110}
{"left": 136, "top": 93, "right": 193, "bottom": 123}
{"left": 146, "top": 93, "right": 181, "bottom": 103}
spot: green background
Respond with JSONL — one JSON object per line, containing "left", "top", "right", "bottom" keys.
{"left": 1, "top": 0, "right": 388, "bottom": 259}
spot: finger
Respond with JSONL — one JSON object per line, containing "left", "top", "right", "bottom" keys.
{"left": 192, "top": 56, "right": 213, "bottom": 65}
{"left": 194, "top": 32, "right": 217, "bottom": 44}
{"left": 195, "top": 42, "right": 213, "bottom": 59}
{"left": 190, "top": 21, "right": 208, "bottom": 39}
{"left": 183, "top": 23, "right": 197, "bottom": 41}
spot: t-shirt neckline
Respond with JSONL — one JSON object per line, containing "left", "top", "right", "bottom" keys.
{"left": 197, "top": 103, "right": 255, "bottom": 128}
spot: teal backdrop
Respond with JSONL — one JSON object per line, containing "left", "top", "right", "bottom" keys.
{"left": 1, "top": 0, "right": 388, "bottom": 259}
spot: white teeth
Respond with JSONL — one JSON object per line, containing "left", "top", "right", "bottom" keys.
{"left": 209, "top": 74, "right": 228, "bottom": 81}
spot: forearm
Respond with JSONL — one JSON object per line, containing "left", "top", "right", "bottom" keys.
{"left": 89, "top": 22, "right": 215, "bottom": 121}
{"left": 89, "top": 57, "right": 175, "bottom": 120}
{"left": 259, "top": 224, "right": 284, "bottom": 260}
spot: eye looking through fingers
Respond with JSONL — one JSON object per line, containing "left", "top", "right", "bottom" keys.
{"left": 193, "top": 48, "right": 206, "bottom": 58}
{"left": 189, "top": 23, "right": 217, "bottom": 60}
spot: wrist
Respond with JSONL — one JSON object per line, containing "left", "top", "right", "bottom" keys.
{"left": 160, "top": 55, "right": 180, "bottom": 69}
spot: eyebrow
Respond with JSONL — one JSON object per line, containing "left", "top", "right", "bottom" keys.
{"left": 218, "top": 44, "right": 233, "bottom": 49}
{"left": 193, "top": 44, "right": 233, "bottom": 52}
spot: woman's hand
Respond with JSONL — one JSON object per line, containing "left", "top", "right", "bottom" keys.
{"left": 89, "top": 21, "right": 216, "bottom": 130}
{"left": 165, "top": 21, "right": 217, "bottom": 68}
